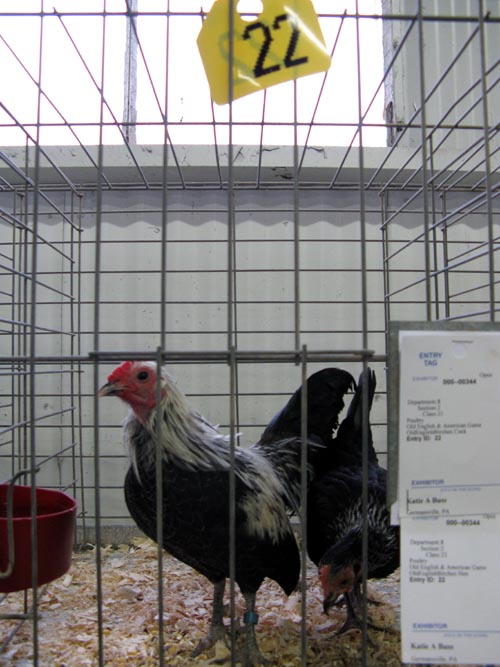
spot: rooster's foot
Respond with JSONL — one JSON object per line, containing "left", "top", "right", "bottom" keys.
{"left": 240, "top": 650, "right": 269, "bottom": 667}
{"left": 191, "top": 624, "right": 229, "bottom": 658}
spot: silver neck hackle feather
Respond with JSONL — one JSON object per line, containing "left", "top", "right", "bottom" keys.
{"left": 122, "top": 364, "right": 293, "bottom": 543}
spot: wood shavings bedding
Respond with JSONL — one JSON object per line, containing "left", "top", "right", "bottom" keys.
{"left": 0, "top": 538, "right": 441, "bottom": 667}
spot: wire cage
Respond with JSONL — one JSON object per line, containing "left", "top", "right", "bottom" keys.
{"left": 0, "top": 0, "right": 499, "bottom": 665}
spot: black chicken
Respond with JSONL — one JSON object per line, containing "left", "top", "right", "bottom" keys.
{"left": 99, "top": 361, "right": 354, "bottom": 666}
{"left": 307, "top": 368, "right": 399, "bottom": 633}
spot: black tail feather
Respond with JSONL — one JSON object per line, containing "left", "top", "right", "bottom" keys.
{"left": 330, "top": 367, "right": 378, "bottom": 465}
{"left": 257, "top": 368, "right": 356, "bottom": 447}
{"left": 255, "top": 368, "right": 356, "bottom": 512}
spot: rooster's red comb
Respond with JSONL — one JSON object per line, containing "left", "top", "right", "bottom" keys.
{"left": 107, "top": 361, "right": 134, "bottom": 384}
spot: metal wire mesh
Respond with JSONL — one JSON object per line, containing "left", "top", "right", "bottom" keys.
{"left": 0, "top": 1, "right": 499, "bottom": 665}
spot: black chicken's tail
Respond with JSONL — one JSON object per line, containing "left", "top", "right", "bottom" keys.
{"left": 329, "top": 367, "right": 378, "bottom": 466}
{"left": 257, "top": 368, "right": 356, "bottom": 447}
{"left": 254, "top": 368, "right": 356, "bottom": 512}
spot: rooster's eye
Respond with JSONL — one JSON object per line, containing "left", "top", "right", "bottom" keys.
{"left": 137, "top": 370, "right": 149, "bottom": 382}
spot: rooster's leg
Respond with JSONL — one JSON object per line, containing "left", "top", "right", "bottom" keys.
{"left": 241, "top": 592, "right": 269, "bottom": 667}
{"left": 335, "top": 591, "right": 362, "bottom": 634}
{"left": 191, "top": 579, "right": 227, "bottom": 656}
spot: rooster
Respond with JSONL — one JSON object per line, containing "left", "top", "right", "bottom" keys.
{"left": 307, "top": 368, "right": 399, "bottom": 633}
{"left": 99, "top": 361, "right": 354, "bottom": 666}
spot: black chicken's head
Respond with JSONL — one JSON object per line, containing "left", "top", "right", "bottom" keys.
{"left": 318, "top": 540, "right": 361, "bottom": 614}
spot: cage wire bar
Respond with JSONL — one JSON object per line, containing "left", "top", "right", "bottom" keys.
{"left": 0, "top": 1, "right": 499, "bottom": 666}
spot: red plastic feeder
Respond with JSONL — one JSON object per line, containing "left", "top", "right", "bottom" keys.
{"left": 0, "top": 484, "right": 77, "bottom": 593}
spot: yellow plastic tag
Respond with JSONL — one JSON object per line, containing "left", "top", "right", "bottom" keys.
{"left": 197, "top": 0, "right": 331, "bottom": 105}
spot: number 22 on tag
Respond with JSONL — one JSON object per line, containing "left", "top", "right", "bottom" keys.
{"left": 197, "top": 0, "right": 331, "bottom": 104}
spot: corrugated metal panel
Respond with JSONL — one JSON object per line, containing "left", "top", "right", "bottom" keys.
{"left": 383, "top": 0, "right": 500, "bottom": 151}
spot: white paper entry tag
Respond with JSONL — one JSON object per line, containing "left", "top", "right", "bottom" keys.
{"left": 401, "top": 514, "right": 500, "bottom": 664}
{"left": 398, "top": 331, "right": 500, "bottom": 517}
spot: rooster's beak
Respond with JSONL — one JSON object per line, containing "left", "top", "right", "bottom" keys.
{"left": 98, "top": 381, "right": 122, "bottom": 397}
